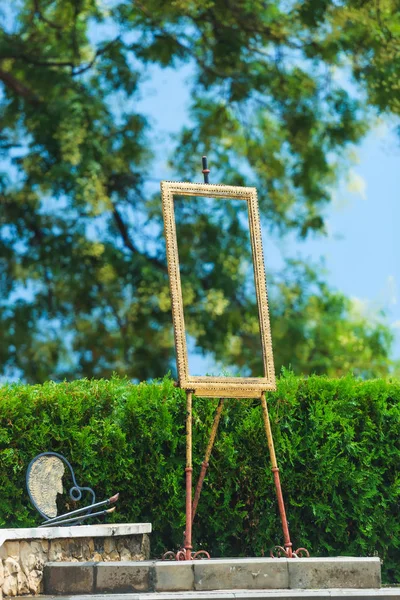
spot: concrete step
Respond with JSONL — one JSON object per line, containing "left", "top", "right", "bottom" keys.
{"left": 30, "top": 589, "right": 400, "bottom": 600}
{"left": 43, "top": 558, "right": 381, "bottom": 595}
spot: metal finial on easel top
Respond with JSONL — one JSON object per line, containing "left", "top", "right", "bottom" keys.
{"left": 202, "top": 156, "right": 210, "bottom": 183}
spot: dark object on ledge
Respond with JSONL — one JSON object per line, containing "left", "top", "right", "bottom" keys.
{"left": 26, "top": 451, "right": 119, "bottom": 527}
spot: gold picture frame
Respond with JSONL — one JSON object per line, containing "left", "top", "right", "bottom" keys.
{"left": 161, "top": 180, "right": 276, "bottom": 398}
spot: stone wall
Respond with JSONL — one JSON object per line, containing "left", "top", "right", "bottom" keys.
{"left": 0, "top": 533, "right": 150, "bottom": 597}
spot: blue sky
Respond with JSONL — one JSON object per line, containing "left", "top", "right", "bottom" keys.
{"left": 137, "top": 63, "right": 400, "bottom": 364}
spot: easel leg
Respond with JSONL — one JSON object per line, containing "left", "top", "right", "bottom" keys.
{"left": 184, "top": 390, "right": 193, "bottom": 560}
{"left": 192, "top": 398, "right": 224, "bottom": 523}
{"left": 163, "top": 389, "right": 212, "bottom": 561}
{"left": 260, "top": 391, "right": 293, "bottom": 557}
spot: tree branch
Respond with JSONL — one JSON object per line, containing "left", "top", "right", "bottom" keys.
{"left": 133, "top": 1, "right": 228, "bottom": 80}
{"left": 71, "top": 39, "right": 119, "bottom": 76}
{"left": 33, "top": 0, "right": 63, "bottom": 30}
{"left": 112, "top": 205, "right": 167, "bottom": 272}
{"left": 0, "top": 38, "right": 119, "bottom": 75}
{"left": 0, "top": 51, "right": 75, "bottom": 68}
{"left": 0, "top": 69, "right": 39, "bottom": 104}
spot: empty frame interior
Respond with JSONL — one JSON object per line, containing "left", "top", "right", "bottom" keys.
{"left": 161, "top": 181, "right": 275, "bottom": 398}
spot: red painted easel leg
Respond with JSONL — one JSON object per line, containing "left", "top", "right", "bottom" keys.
{"left": 260, "top": 391, "right": 293, "bottom": 557}
{"left": 183, "top": 390, "right": 193, "bottom": 560}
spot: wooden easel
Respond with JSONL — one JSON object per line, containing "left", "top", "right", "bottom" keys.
{"left": 161, "top": 158, "right": 308, "bottom": 560}
{"left": 174, "top": 390, "right": 306, "bottom": 561}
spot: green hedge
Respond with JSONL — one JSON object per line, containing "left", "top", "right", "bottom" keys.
{"left": 1, "top": 373, "right": 400, "bottom": 582}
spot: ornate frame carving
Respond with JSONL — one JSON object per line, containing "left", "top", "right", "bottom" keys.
{"left": 161, "top": 181, "right": 276, "bottom": 398}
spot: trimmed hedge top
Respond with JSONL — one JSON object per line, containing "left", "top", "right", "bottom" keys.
{"left": 1, "top": 373, "right": 400, "bottom": 582}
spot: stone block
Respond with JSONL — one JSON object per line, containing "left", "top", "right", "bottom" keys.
{"left": 16, "top": 570, "right": 30, "bottom": 595}
{"left": 27, "top": 568, "right": 43, "bottom": 595}
{"left": 194, "top": 558, "right": 289, "bottom": 591}
{"left": 81, "top": 539, "right": 93, "bottom": 562}
{"left": 116, "top": 538, "right": 127, "bottom": 553}
{"left": 120, "top": 548, "right": 132, "bottom": 561}
{"left": 154, "top": 561, "right": 194, "bottom": 592}
{"left": 25, "top": 539, "right": 48, "bottom": 576}
{"left": 43, "top": 561, "right": 95, "bottom": 595}
{"left": 2, "top": 573, "right": 17, "bottom": 597}
{"left": 39, "top": 540, "right": 49, "bottom": 553}
{"left": 19, "top": 541, "right": 36, "bottom": 577}
{"left": 141, "top": 533, "right": 151, "bottom": 560}
{"left": 288, "top": 557, "right": 381, "bottom": 589}
{"left": 4, "top": 543, "right": 19, "bottom": 561}
{"left": 103, "top": 538, "right": 116, "bottom": 555}
{"left": 93, "top": 537, "right": 105, "bottom": 556}
{"left": 2, "top": 560, "right": 18, "bottom": 598}
{"left": 48, "top": 540, "right": 62, "bottom": 562}
{"left": 4, "top": 558, "right": 19, "bottom": 576}
{"left": 95, "top": 561, "right": 152, "bottom": 593}
{"left": 69, "top": 539, "right": 85, "bottom": 561}
{"left": 125, "top": 535, "right": 141, "bottom": 557}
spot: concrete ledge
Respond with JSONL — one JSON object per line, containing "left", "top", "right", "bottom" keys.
{"left": 194, "top": 559, "right": 288, "bottom": 591}
{"left": 288, "top": 557, "right": 381, "bottom": 589}
{"left": 43, "top": 557, "right": 382, "bottom": 595}
{"left": 0, "top": 523, "right": 152, "bottom": 548}
{"left": 154, "top": 562, "right": 194, "bottom": 592}
{"left": 30, "top": 590, "right": 400, "bottom": 600}
{"left": 96, "top": 561, "right": 153, "bottom": 593}
{"left": 43, "top": 562, "right": 95, "bottom": 595}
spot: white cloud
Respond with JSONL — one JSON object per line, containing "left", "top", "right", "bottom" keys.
{"left": 350, "top": 297, "right": 369, "bottom": 318}
{"left": 347, "top": 170, "right": 367, "bottom": 200}
{"left": 331, "top": 189, "right": 351, "bottom": 212}
{"left": 374, "top": 117, "right": 390, "bottom": 139}
{"left": 349, "top": 297, "right": 381, "bottom": 325}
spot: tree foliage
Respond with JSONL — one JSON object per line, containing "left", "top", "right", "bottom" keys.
{"left": 0, "top": 0, "right": 397, "bottom": 382}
